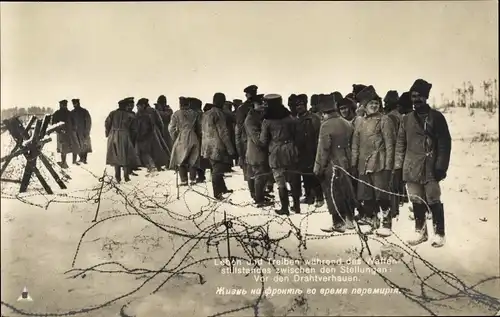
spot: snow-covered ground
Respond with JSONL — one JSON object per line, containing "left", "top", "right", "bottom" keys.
{"left": 1, "top": 107, "right": 499, "bottom": 317}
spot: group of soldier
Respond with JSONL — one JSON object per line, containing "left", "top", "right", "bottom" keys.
{"left": 51, "top": 78, "right": 451, "bottom": 249}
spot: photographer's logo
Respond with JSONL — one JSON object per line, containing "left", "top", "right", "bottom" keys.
{"left": 17, "top": 287, "right": 33, "bottom": 302}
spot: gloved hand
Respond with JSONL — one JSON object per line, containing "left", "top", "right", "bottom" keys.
{"left": 435, "top": 169, "right": 447, "bottom": 182}
{"left": 391, "top": 169, "right": 402, "bottom": 188}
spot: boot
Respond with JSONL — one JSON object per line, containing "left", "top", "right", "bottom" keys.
{"left": 291, "top": 195, "right": 301, "bottom": 214}
{"left": 300, "top": 195, "right": 315, "bottom": 205}
{"left": 345, "top": 209, "right": 356, "bottom": 230}
{"left": 376, "top": 207, "right": 392, "bottom": 237}
{"left": 275, "top": 187, "right": 290, "bottom": 216}
{"left": 124, "top": 167, "right": 131, "bottom": 182}
{"left": 72, "top": 153, "right": 80, "bottom": 165}
{"left": 430, "top": 203, "right": 445, "bottom": 248}
{"left": 114, "top": 166, "right": 121, "bottom": 183}
{"left": 254, "top": 177, "right": 272, "bottom": 207}
{"left": 407, "top": 203, "right": 429, "bottom": 246}
{"left": 212, "top": 176, "right": 224, "bottom": 200}
{"left": 247, "top": 179, "right": 256, "bottom": 201}
{"left": 321, "top": 214, "right": 347, "bottom": 233}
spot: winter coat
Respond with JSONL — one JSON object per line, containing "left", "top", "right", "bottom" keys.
{"left": 157, "top": 107, "right": 174, "bottom": 161}
{"left": 223, "top": 109, "right": 236, "bottom": 151}
{"left": 144, "top": 106, "right": 170, "bottom": 165}
{"left": 296, "top": 111, "right": 321, "bottom": 170}
{"left": 244, "top": 108, "right": 268, "bottom": 166}
{"left": 235, "top": 101, "right": 252, "bottom": 161}
{"left": 394, "top": 109, "right": 452, "bottom": 184}
{"left": 260, "top": 105, "right": 299, "bottom": 169}
{"left": 104, "top": 108, "right": 140, "bottom": 167}
{"left": 71, "top": 106, "right": 92, "bottom": 153}
{"left": 351, "top": 113, "right": 396, "bottom": 175}
{"left": 168, "top": 108, "right": 201, "bottom": 169}
{"left": 386, "top": 109, "right": 403, "bottom": 136}
{"left": 52, "top": 108, "right": 81, "bottom": 154}
{"left": 201, "top": 107, "right": 236, "bottom": 163}
{"left": 313, "top": 113, "right": 354, "bottom": 178}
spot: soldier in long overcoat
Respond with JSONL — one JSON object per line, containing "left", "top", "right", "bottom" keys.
{"left": 52, "top": 99, "right": 81, "bottom": 168}
{"left": 244, "top": 94, "right": 273, "bottom": 207}
{"left": 295, "top": 93, "right": 324, "bottom": 207}
{"left": 70, "top": 98, "right": 92, "bottom": 164}
{"left": 314, "top": 94, "right": 356, "bottom": 233}
{"left": 260, "top": 94, "right": 301, "bottom": 215}
{"left": 105, "top": 98, "right": 140, "bottom": 182}
{"left": 143, "top": 100, "right": 170, "bottom": 170}
{"left": 190, "top": 97, "right": 207, "bottom": 183}
{"left": 201, "top": 92, "right": 236, "bottom": 200}
{"left": 351, "top": 85, "right": 396, "bottom": 236}
{"left": 154, "top": 95, "right": 174, "bottom": 168}
{"left": 169, "top": 97, "right": 201, "bottom": 185}
{"left": 235, "top": 85, "right": 258, "bottom": 181}
{"left": 223, "top": 101, "right": 237, "bottom": 170}
{"left": 134, "top": 98, "right": 161, "bottom": 174}
{"left": 394, "top": 79, "right": 451, "bottom": 248}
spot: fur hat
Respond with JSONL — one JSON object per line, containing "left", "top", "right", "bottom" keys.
{"left": 179, "top": 97, "right": 189, "bottom": 108}
{"left": 156, "top": 95, "right": 167, "bottom": 105}
{"left": 338, "top": 97, "right": 355, "bottom": 109}
{"left": 384, "top": 90, "right": 399, "bottom": 105}
{"left": 320, "top": 94, "right": 336, "bottom": 112}
{"left": 59, "top": 100, "right": 68, "bottom": 106}
{"left": 352, "top": 84, "right": 368, "bottom": 101}
{"left": 203, "top": 103, "right": 213, "bottom": 112}
{"left": 355, "top": 85, "right": 380, "bottom": 106}
{"left": 137, "top": 98, "right": 149, "bottom": 105}
{"left": 264, "top": 94, "right": 283, "bottom": 108}
{"left": 213, "top": 92, "right": 226, "bottom": 107}
{"left": 190, "top": 98, "right": 202, "bottom": 110}
{"left": 244, "top": 85, "right": 258, "bottom": 95}
{"left": 310, "top": 94, "right": 319, "bottom": 106}
{"left": 296, "top": 94, "right": 308, "bottom": 106}
{"left": 399, "top": 91, "right": 413, "bottom": 112}
{"left": 332, "top": 91, "right": 343, "bottom": 104}
{"left": 71, "top": 98, "right": 80, "bottom": 104}
{"left": 410, "top": 79, "right": 432, "bottom": 98}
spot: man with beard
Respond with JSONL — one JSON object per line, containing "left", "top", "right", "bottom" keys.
{"left": 295, "top": 93, "right": 324, "bottom": 207}
{"left": 201, "top": 92, "right": 236, "bottom": 200}
{"left": 154, "top": 95, "right": 174, "bottom": 168}
{"left": 260, "top": 94, "right": 301, "bottom": 215}
{"left": 143, "top": 98, "right": 169, "bottom": 171}
{"left": 351, "top": 85, "right": 396, "bottom": 237}
{"left": 169, "top": 97, "right": 201, "bottom": 186}
{"left": 244, "top": 94, "right": 273, "bottom": 207}
{"left": 105, "top": 98, "right": 140, "bottom": 183}
{"left": 394, "top": 79, "right": 451, "bottom": 248}
{"left": 314, "top": 94, "right": 356, "bottom": 233}
{"left": 52, "top": 100, "right": 81, "bottom": 168}
{"left": 134, "top": 98, "right": 160, "bottom": 176}
{"left": 70, "top": 99, "right": 92, "bottom": 164}
{"left": 235, "top": 85, "right": 258, "bottom": 181}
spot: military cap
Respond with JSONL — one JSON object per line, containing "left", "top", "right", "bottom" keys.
{"left": 264, "top": 93, "right": 283, "bottom": 108}
{"left": 190, "top": 98, "right": 202, "bottom": 110}
{"left": 59, "top": 99, "right": 68, "bottom": 105}
{"left": 338, "top": 97, "right": 355, "bottom": 108}
{"left": 384, "top": 90, "right": 399, "bottom": 104}
{"left": 156, "top": 95, "right": 167, "bottom": 105}
{"left": 410, "top": 79, "right": 432, "bottom": 98}
{"left": 123, "top": 97, "right": 134, "bottom": 104}
{"left": 232, "top": 99, "right": 243, "bottom": 105}
{"left": 71, "top": 98, "right": 80, "bottom": 103}
{"left": 310, "top": 94, "right": 319, "bottom": 106}
{"left": 332, "top": 91, "right": 343, "bottom": 104}
{"left": 244, "top": 85, "right": 258, "bottom": 95}
{"left": 320, "top": 94, "right": 336, "bottom": 112}
{"left": 399, "top": 91, "right": 413, "bottom": 112}
{"left": 352, "top": 84, "right": 368, "bottom": 101}
{"left": 253, "top": 94, "right": 265, "bottom": 105}
{"left": 213, "top": 92, "right": 226, "bottom": 106}
{"left": 137, "top": 98, "right": 149, "bottom": 105}
{"left": 355, "top": 85, "right": 380, "bottom": 106}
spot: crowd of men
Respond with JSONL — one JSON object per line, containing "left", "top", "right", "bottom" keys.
{"left": 52, "top": 79, "right": 452, "bottom": 249}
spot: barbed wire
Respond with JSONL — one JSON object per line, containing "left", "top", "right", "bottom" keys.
{"left": 1, "top": 148, "right": 499, "bottom": 316}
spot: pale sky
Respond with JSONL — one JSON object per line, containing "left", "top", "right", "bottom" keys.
{"left": 1, "top": 1, "right": 498, "bottom": 121}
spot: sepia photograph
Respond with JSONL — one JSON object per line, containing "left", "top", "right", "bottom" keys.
{"left": 1, "top": 1, "right": 499, "bottom": 316}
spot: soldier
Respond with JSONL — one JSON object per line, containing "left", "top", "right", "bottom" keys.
{"left": 154, "top": 95, "right": 174, "bottom": 168}
{"left": 223, "top": 100, "right": 237, "bottom": 171}
{"left": 143, "top": 98, "right": 170, "bottom": 171}
{"left": 52, "top": 99, "right": 81, "bottom": 168}
{"left": 105, "top": 98, "right": 140, "bottom": 183}
{"left": 189, "top": 97, "right": 207, "bottom": 183}
{"left": 295, "top": 93, "right": 324, "bottom": 207}
{"left": 394, "top": 79, "right": 451, "bottom": 248}
{"left": 398, "top": 91, "right": 414, "bottom": 115}
{"left": 124, "top": 98, "right": 140, "bottom": 176}
{"left": 351, "top": 85, "right": 396, "bottom": 237}
{"left": 310, "top": 94, "right": 320, "bottom": 116}
{"left": 134, "top": 98, "right": 160, "bottom": 175}
{"left": 70, "top": 99, "right": 92, "bottom": 164}
{"left": 235, "top": 85, "right": 258, "bottom": 181}
{"left": 338, "top": 97, "right": 357, "bottom": 122}
{"left": 244, "top": 94, "right": 273, "bottom": 207}
{"left": 314, "top": 94, "right": 356, "bottom": 232}
{"left": 260, "top": 94, "right": 301, "bottom": 215}
{"left": 232, "top": 99, "right": 243, "bottom": 114}
{"left": 351, "top": 84, "right": 368, "bottom": 130}
{"left": 288, "top": 94, "right": 298, "bottom": 117}
{"left": 169, "top": 97, "right": 201, "bottom": 186}
{"left": 201, "top": 92, "right": 237, "bottom": 200}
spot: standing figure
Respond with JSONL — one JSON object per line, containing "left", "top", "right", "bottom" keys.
{"left": 309, "top": 94, "right": 321, "bottom": 117}
{"left": 295, "top": 93, "right": 324, "bottom": 207}
{"left": 235, "top": 85, "right": 258, "bottom": 182}
{"left": 189, "top": 97, "right": 207, "bottom": 183}
{"left": 201, "top": 93, "right": 236, "bottom": 200}
{"left": 70, "top": 98, "right": 92, "bottom": 164}
{"left": 154, "top": 95, "right": 174, "bottom": 168}
{"left": 105, "top": 98, "right": 140, "bottom": 183}
{"left": 394, "top": 79, "right": 451, "bottom": 248}
{"left": 351, "top": 85, "right": 396, "bottom": 237}
{"left": 143, "top": 99, "right": 169, "bottom": 171}
{"left": 338, "top": 97, "right": 357, "bottom": 122}
{"left": 51, "top": 100, "right": 81, "bottom": 168}
{"left": 134, "top": 98, "right": 160, "bottom": 175}
{"left": 169, "top": 97, "right": 201, "bottom": 185}
{"left": 223, "top": 100, "right": 237, "bottom": 171}
{"left": 314, "top": 94, "right": 356, "bottom": 232}
{"left": 288, "top": 94, "right": 298, "bottom": 117}
{"left": 244, "top": 94, "right": 273, "bottom": 207}
{"left": 260, "top": 94, "right": 301, "bottom": 215}
{"left": 125, "top": 98, "right": 139, "bottom": 176}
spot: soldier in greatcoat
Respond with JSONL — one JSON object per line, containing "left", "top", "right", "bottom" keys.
{"left": 169, "top": 97, "right": 201, "bottom": 185}
{"left": 70, "top": 98, "right": 92, "bottom": 164}
{"left": 143, "top": 99, "right": 169, "bottom": 171}
{"left": 134, "top": 98, "right": 160, "bottom": 175}
{"left": 201, "top": 92, "right": 237, "bottom": 200}
{"left": 190, "top": 97, "right": 207, "bottom": 183}
{"left": 105, "top": 98, "right": 140, "bottom": 183}
{"left": 154, "top": 95, "right": 174, "bottom": 168}
{"left": 394, "top": 79, "right": 451, "bottom": 248}
{"left": 52, "top": 99, "right": 81, "bottom": 168}
{"left": 314, "top": 94, "right": 356, "bottom": 233}
{"left": 124, "top": 98, "right": 140, "bottom": 175}
{"left": 235, "top": 85, "right": 258, "bottom": 181}
{"left": 260, "top": 94, "right": 301, "bottom": 215}
{"left": 244, "top": 94, "right": 273, "bottom": 207}
{"left": 295, "top": 93, "right": 324, "bottom": 207}
{"left": 223, "top": 100, "right": 237, "bottom": 171}
{"left": 351, "top": 85, "right": 396, "bottom": 237}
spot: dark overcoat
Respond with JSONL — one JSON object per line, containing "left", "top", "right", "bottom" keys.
{"left": 244, "top": 108, "right": 268, "bottom": 166}
{"left": 235, "top": 101, "right": 252, "bottom": 163}
{"left": 296, "top": 111, "right": 321, "bottom": 170}
{"left": 105, "top": 108, "right": 140, "bottom": 167}
{"left": 71, "top": 106, "right": 92, "bottom": 153}
{"left": 52, "top": 108, "right": 81, "bottom": 155}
